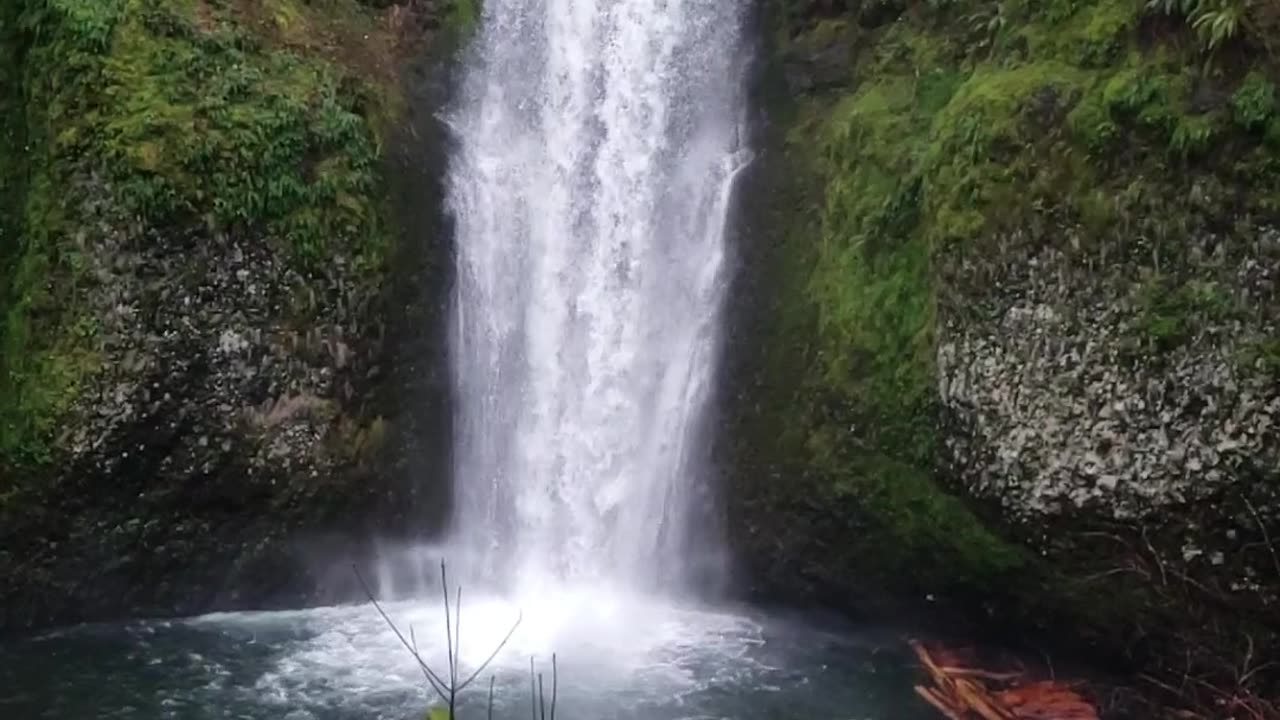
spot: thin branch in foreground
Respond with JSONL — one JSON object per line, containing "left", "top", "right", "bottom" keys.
{"left": 410, "top": 624, "right": 445, "bottom": 695}
{"left": 455, "top": 583, "right": 463, "bottom": 685}
{"left": 354, "top": 560, "right": 524, "bottom": 718}
{"left": 1243, "top": 496, "right": 1280, "bottom": 581}
{"left": 456, "top": 610, "right": 522, "bottom": 692}
{"left": 550, "top": 654, "right": 558, "bottom": 720}
{"left": 352, "top": 564, "right": 450, "bottom": 702}
{"left": 528, "top": 654, "right": 559, "bottom": 720}
{"left": 441, "top": 561, "right": 457, "bottom": 719}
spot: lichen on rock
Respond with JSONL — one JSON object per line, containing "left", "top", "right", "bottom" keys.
{"left": 725, "top": 0, "right": 1280, "bottom": 707}
{"left": 0, "top": 0, "right": 455, "bottom": 631}
{"left": 939, "top": 231, "right": 1280, "bottom": 523}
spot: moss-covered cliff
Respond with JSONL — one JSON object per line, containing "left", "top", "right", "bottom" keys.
{"left": 725, "top": 0, "right": 1279, "bottom": 709}
{"left": 0, "top": 0, "right": 465, "bottom": 631}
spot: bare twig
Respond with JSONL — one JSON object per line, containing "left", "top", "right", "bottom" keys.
{"left": 938, "top": 666, "right": 1025, "bottom": 682}
{"left": 440, "top": 561, "right": 460, "bottom": 719}
{"left": 1141, "top": 526, "right": 1169, "bottom": 587}
{"left": 538, "top": 673, "right": 546, "bottom": 720}
{"left": 355, "top": 561, "right": 526, "bottom": 719}
{"left": 1069, "top": 567, "right": 1131, "bottom": 585}
{"left": 410, "top": 625, "right": 441, "bottom": 694}
{"left": 457, "top": 611, "right": 522, "bottom": 691}
{"left": 487, "top": 676, "right": 495, "bottom": 720}
{"left": 1243, "top": 496, "right": 1280, "bottom": 581}
{"left": 353, "top": 565, "right": 450, "bottom": 702}
{"left": 442, "top": 562, "right": 456, "bottom": 698}
{"left": 455, "top": 583, "right": 463, "bottom": 685}
{"left": 550, "top": 653, "right": 558, "bottom": 720}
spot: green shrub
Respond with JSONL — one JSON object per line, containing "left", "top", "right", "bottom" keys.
{"left": 1137, "top": 274, "right": 1236, "bottom": 350}
{"left": 0, "top": 0, "right": 395, "bottom": 474}
{"left": 1231, "top": 72, "right": 1276, "bottom": 130}
{"left": 1144, "top": 0, "right": 1252, "bottom": 52}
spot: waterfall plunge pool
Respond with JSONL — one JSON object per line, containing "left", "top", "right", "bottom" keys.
{"left": 1, "top": 591, "right": 934, "bottom": 720}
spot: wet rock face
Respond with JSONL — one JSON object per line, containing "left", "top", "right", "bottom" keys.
{"left": 936, "top": 225, "right": 1280, "bottom": 608}
{"left": 0, "top": 173, "right": 395, "bottom": 631}
{"left": 65, "top": 180, "right": 349, "bottom": 487}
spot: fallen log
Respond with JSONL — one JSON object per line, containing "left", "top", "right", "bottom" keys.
{"left": 910, "top": 640, "right": 1099, "bottom": 720}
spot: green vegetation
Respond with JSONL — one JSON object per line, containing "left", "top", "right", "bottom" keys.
{"left": 445, "top": 0, "right": 480, "bottom": 39}
{"left": 53, "top": 0, "right": 391, "bottom": 265}
{"left": 1230, "top": 71, "right": 1276, "bottom": 129}
{"left": 0, "top": 0, "right": 403, "bottom": 477}
{"left": 1143, "top": 0, "right": 1265, "bottom": 52}
{"left": 0, "top": 4, "right": 30, "bottom": 473}
{"left": 1136, "top": 273, "right": 1235, "bottom": 349}
{"left": 735, "top": 0, "right": 1280, "bottom": 624}
{"left": 0, "top": 3, "right": 26, "bottom": 268}
{"left": 791, "top": 0, "right": 1280, "bottom": 363}
{"left": 1240, "top": 336, "right": 1280, "bottom": 376}
{"left": 832, "top": 456, "right": 1029, "bottom": 588}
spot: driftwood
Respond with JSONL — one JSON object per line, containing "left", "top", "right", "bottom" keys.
{"left": 911, "top": 640, "right": 1099, "bottom": 720}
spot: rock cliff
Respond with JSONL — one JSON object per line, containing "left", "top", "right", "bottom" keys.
{"left": 723, "top": 0, "right": 1280, "bottom": 708}
{"left": 0, "top": 0, "right": 464, "bottom": 632}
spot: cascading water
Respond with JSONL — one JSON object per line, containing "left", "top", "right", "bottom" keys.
{"left": 0, "top": 7, "right": 935, "bottom": 717}
{"left": 445, "top": 0, "right": 753, "bottom": 594}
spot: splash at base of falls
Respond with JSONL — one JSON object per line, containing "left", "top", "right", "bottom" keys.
{"left": 0, "top": 594, "right": 932, "bottom": 720}
{"left": 364, "top": 541, "right": 731, "bottom": 665}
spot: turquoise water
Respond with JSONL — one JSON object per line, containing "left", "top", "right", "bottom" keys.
{"left": 0, "top": 595, "right": 932, "bottom": 720}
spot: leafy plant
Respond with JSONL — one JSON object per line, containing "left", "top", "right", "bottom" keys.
{"left": 1, "top": 0, "right": 397, "bottom": 474}
{"left": 1169, "top": 112, "right": 1220, "bottom": 155}
{"left": 964, "top": 2, "right": 1008, "bottom": 52}
{"left": 94, "top": 0, "right": 385, "bottom": 267}
{"left": 1231, "top": 72, "right": 1276, "bottom": 130}
{"left": 1239, "top": 337, "right": 1280, "bottom": 377}
{"left": 1191, "top": 1, "right": 1247, "bottom": 50}
{"left": 1137, "top": 273, "right": 1235, "bottom": 349}
{"left": 1144, "top": 0, "right": 1254, "bottom": 52}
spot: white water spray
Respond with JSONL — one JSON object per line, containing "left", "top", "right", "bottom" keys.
{"left": 444, "top": 0, "right": 752, "bottom": 594}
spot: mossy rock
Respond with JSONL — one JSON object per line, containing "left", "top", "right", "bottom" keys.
{"left": 0, "top": 0, "right": 445, "bottom": 631}
{"left": 0, "top": 0, "right": 404, "bottom": 476}
{"left": 728, "top": 0, "right": 1280, "bottom": 701}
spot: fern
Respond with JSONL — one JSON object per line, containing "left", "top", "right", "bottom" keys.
{"left": 1190, "top": 1, "right": 1246, "bottom": 50}
{"left": 1144, "top": 0, "right": 1253, "bottom": 52}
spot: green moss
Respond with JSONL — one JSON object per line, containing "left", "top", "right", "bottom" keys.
{"left": 757, "top": 20, "right": 1120, "bottom": 604}
{"left": 1169, "top": 110, "right": 1224, "bottom": 156}
{"left": 446, "top": 0, "right": 481, "bottom": 39}
{"left": 1, "top": 1, "right": 26, "bottom": 269}
{"left": 865, "top": 18, "right": 953, "bottom": 78}
{"left": 1101, "top": 63, "right": 1181, "bottom": 123}
{"left": 97, "top": 0, "right": 386, "bottom": 266}
{"left": 727, "top": 97, "right": 1031, "bottom": 601}
{"left": 1142, "top": 0, "right": 1261, "bottom": 53}
{"left": 811, "top": 76, "right": 939, "bottom": 464}
{"left": 831, "top": 457, "right": 1030, "bottom": 589}
{"left": 0, "top": 0, "right": 401, "bottom": 477}
{"left": 749, "top": 0, "right": 1280, "bottom": 631}
{"left": 1016, "top": 0, "right": 1137, "bottom": 66}
{"left": 0, "top": 0, "right": 122, "bottom": 472}
{"left": 1238, "top": 337, "right": 1280, "bottom": 377}
{"left": 1067, "top": 90, "right": 1118, "bottom": 150}
{"left": 923, "top": 62, "right": 1085, "bottom": 245}
{"left": 1137, "top": 273, "right": 1236, "bottom": 350}
{"left": 1231, "top": 72, "right": 1276, "bottom": 131}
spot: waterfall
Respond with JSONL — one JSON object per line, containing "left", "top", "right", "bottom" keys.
{"left": 444, "top": 0, "right": 751, "bottom": 595}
